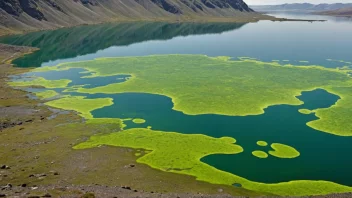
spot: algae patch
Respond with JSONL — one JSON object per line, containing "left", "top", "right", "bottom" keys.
{"left": 257, "top": 141, "right": 268, "bottom": 147}
{"left": 269, "top": 143, "right": 300, "bottom": 159}
{"left": 252, "top": 151, "right": 268, "bottom": 158}
{"left": 24, "top": 55, "right": 352, "bottom": 136}
{"left": 132, "top": 118, "right": 146, "bottom": 124}
{"left": 35, "top": 90, "right": 58, "bottom": 99}
{"left": 45, "top": 96, "right": 114, "bottom": 119}
{"left": 299, "top": 109, "right": 314, "bottom": 115}
{"left": 73, "top": 128, "right": 352, "bottom": 196}
{"left": 9, "top": 77, "right": 71, "bottom": 88}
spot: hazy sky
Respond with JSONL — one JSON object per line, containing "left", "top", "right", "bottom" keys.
{"left": 247, "top": 0, "right": 352, "bottom": 5}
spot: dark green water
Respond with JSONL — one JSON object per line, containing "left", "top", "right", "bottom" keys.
{"left": 2, "top": 12, "right": 352, "bottom": 187}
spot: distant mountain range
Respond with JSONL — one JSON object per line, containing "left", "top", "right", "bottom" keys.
{"left": 0, "top": 0, "right": 274, "bottom": 36}
{"left": 314, "top": 7, "right": 352, "bottom": 17}
{"left": 251, "top": 3, "right": 352, "bottom": 12}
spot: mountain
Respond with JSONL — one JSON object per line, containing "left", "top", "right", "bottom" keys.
{"left": 0, "top": 22, "right": 246, "bottom": 67}
{"left": 0, "top": 0, "right": 272, "bottom": 36}
{"left": 314, "top": 7, "right": 352, "bottom": 17}
{"left": 251, "top": 3, "right": 352, "bottom": 12}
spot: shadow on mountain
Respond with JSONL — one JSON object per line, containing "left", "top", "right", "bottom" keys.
{"left": 0, "top": 22, "right": 247, "bottom": 67}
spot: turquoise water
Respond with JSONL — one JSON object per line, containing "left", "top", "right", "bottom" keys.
{"left": 2, "top": 12, "right": 352, "bottom": 187}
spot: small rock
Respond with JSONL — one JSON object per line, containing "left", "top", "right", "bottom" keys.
{"left": 217, "top": 188, "right": 223, "bottom": 193}
{"left": 21, "top": 184, "right": 27, "bottom": 187}
{"left": 129, "top": 164, "right": 135, "bottom": 168}
{"left": 134, "top": 190, "right": 138, "bottom": 192}
{"left": 42, "top": 193, "right": 52, "bottom": 197}
{"left": 1, "top": 183, "right": 12, "bottom": 190}
{"left": 31, "top": 186, "right": 38, "bottom": 190}
{"left": 0, "top": 165, "right": 10, "bottom": 169}
{"left": 121, "top": 186, "right": 131, "bottom": 190}
{"left": 49, "top": 170, "right": 59, "bottom": 175}
{"left": 0, "top": 194, "right": 6, "bottom": 197}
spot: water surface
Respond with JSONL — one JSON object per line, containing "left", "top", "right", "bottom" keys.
{"left": 1, "top": 12, "right": 352, "bottom": 187}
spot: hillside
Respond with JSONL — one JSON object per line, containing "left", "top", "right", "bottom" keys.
{"left": 251, "top": 3, "right": 352, "bottom": 12}
{"left": 0, "top": 0, "right": 272, "bottom": 35}
{"left": 314, "top": 7, "right": 352, "bottom": 17}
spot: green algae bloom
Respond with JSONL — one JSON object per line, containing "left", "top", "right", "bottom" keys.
{"left": 85, "top": 118, "right": 126, "bottom": 129}
{"left": 257, "top": 141, "right": 268, "bottom": 147}
{"left": 9, "top": 77, "right": 71, "bottom": 88}
{"left": 252, "top": 151, "right": 268, "bottom": 158}
{"left": 74, "top": 128, "right": 352, "bottom": 196}
{"left": 132, "top": 118, "right": 146, "bottom": 124}
{"left": 298, "top": 109, "right": 314, "bottom": 115}
{"left": 35, "top": 90, "right": 58, "bottom": 99}
{"left": 269, "top": 143, "right": 300, "bottom": 159}
{"left": 28, "top": 55, "right": 352, "bottom": 136}
{"left": 307, "top": 86, "right": 352, "bottom": 136}
{"left": 45, "top": 96, "right": 114, "bottom": 119}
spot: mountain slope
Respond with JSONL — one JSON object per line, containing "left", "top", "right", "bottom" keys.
{"left": 251, "top": 3, "right": 352, "bottom": 12}
{"left": 314, "top": 7, "right": 352, "bottom": 17}
{"left": 0, "top": 0, "right": 271, "bottom": 35}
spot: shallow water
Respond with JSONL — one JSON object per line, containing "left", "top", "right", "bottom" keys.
{"left": 2, "top": 12, "right": 352, "bottom": 187}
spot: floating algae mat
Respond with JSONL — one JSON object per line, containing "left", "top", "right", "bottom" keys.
{"left": 9, "top": 55, "right": 352, "bottom": 196}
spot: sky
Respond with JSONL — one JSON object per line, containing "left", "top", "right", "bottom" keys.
{"left": 247, "top": 0, "right": 352, "bottom": 5}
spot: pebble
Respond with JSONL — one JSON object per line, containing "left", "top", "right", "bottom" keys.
{"left": 121, "top": 186, "right": 131, "bottom": 190}
{"left": 0, "top": 165, "right": 10, "bottom": 169}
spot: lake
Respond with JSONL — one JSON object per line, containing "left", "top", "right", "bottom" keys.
{"left": 1, "top": 12, "right": 352, "bottom": 194}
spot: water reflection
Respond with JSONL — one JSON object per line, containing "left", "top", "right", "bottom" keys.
{"left": 0, "top": 22, "right": 246, "bottom": 67}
